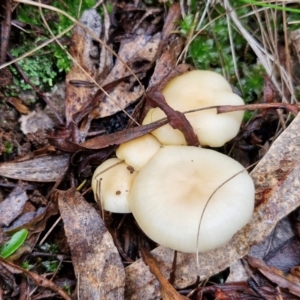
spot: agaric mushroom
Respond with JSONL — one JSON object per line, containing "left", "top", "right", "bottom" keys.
{"left": 143, "top": 70, "right": 245, "bottom": 147}
{"left": 92, "top": 158, "right": 137, "bottom": 213}
{"left": 116, "top": 134, "right": 162, "bottom": 171}
{"left": 128, "top": 145, "right": 255, "bottom": 253}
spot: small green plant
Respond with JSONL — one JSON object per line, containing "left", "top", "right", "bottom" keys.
{"left": 180, "top": 1, "right": 268, "bottom": 103}
{"left": 10, "top": 47, "right": 58, "bottom": 91}
{"left": 4, "top": 141, "right": 13, "bottom": 154}
{"left": 41, "top": 260, "right": 60, "bottom": 272}
{"left": 0, "top": 229, "right": 28, "bottom": 258}
{"left": 39, "top": 242, "right": 59, "bottom": 254}
{"left": 14, "top": 0, "right": 98, "bottom": 78}
{"left": 62, "top": 282, "right": 72, "bottom": 295}
{"left": 21, "top": 260, "right": 34, "bottom": 270}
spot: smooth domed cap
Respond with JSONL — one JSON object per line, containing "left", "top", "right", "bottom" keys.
{"left": 116, "top": 134, "right": 162, "bottom": 171}
{"left": 128, "top": 146, "right": 255, "bottom": 253}
{"left": 143, "top": 70, "right": 244, "bottom": 147}
{"left": 92, "top": 158, "right": 137, "bottom": 213}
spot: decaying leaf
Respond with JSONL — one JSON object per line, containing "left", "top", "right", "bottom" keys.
{"left": 93, "top": 31, "right": 161, "bottom": 119}
{"left": 247, "top": 256, "right": 300, "bottom": 297}
{"left": 147, "top": 2, "right": 182, "bottom": 87}
{"left": 125, "top": 112, "right": 300, "bottom": 299}
{"left": 49, "top": 118, "right": 168, "bottom": 152}
{"left": 0, "top": 154, "right": 69, "bottom": 182}
{"left": 0, "top": 186, "right": 28, "bottom": 227}
{"left": 65, "top": 9, "right": 110, "bottom": 125}
{"left": 55, "top": 188, "right": 125, "bottom": 299}
{"left": 7, "top": 97, "right": 30, "bottom": 114}
{"left": 79, "top": 118, "right": 168, "bottom": 150}
{"left": 5, "top": 203, "right": 54, "bottom": 234}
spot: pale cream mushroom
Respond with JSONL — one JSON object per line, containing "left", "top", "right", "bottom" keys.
{"left": 143, "top": 70, "right": 244, "bottom": 147}
{"left": 116, "top": 134, "right": 162, "bottom": 171}
{"left": 128, "top": 145, "right": 255, "bottom": 253}
{"left": 92, "top": 158, "right": 137, "bottom": 213}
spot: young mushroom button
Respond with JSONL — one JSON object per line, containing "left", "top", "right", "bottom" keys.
{"left": 116, "top": 134, "right": 162, "bottom": 171}
{"left": 143, "top": 70, "right": 245, "bottom": 147}
{"left": 92, "top": 158, "right": 137, "bottom": 213}
{"left": 128, "top": 146, "right": 255, "bottom": 253}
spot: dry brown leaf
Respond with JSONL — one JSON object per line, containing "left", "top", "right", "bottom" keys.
{"left": 7, "top": 97, "right": 30, "bottom": 114}
{"left": 125, "top": 112, "right": 300, "bottom": 299}
{"left": 80, "top": 118, "right": 168, "bottom": 149}
{"left": 228, "top": 216, "right": 296, "bottom": 282}
{"left": 141, "top": 248, "right": 188, "bottom": 300}
{"left": 152, "top": 2, "right": 181, "bottom": 79}
{"left": 5, "top": 200, "right": 58, "bottom": 235}
{"left": 147, "top": 37, "right": 184, "bottom": 90}
{"left": 93, "top": 32, "right": 161, "bottom": 119}
{"left": 55, "top": 188, "right": 125, "bottom": 299}
{"left": 0, "top": 186, "right": 28, "bottom": 227}
{"left": 65, "top": 9, "right": 107, "bottom": 125}
{"left": 0, "top": 154, "right": 69, "bottom": 182}
{"left": 247, "top": 256, "right": 300, "bottom": 297}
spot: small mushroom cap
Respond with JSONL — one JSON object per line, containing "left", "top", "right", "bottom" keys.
{"left": 116, "top": 134, "right": 162, "bottom": 171}
{"left": 92, "top": 158, "right": 137, "bottom": 213}
{"left": 128, "top": 146, "right": 255, "bottom": 253}
{"left": 143, "top": 70, "right": 244, "bottom": 147}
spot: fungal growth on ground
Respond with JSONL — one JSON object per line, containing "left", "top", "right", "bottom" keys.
{"left": 143, "top": 70, "right": 245, "bottom": 147}
{"left": 92, "top": 158, "right": 137, "bottom": 213}
{"left": 128, "top": 145, "right": 255, "bottom": 253}
{"left": 91, "top": 70, "right": 255, "bottom": 253}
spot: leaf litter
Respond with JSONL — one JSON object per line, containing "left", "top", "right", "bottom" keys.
{"left": 1, "top": 1, "right": 300, "bottom": 299}
{"left": 54, "top": 188, "right": 125, "bottom": 299}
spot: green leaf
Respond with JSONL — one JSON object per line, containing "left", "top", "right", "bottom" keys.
{"left": 0, "top": 229, "right": 29, "bottom": 258}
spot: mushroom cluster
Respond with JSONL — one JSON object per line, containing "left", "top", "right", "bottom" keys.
{"left": 143, "top": 70, "right": 245, "bottom": 147}
{"left": 92, "top": 70, "right": 255, "bottom": 253}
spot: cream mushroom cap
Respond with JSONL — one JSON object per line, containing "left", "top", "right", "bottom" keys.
{"left": 128, "top": 146, "right": 255, "bottom": 253}
{"left": 143, "top": 70, "right": 244, "bottom": 147}
{"left": 116, "top": 134, "right": 162, "bottom": 171}
{"left": 92, "top": 158, "right": 137, "bottom": 213}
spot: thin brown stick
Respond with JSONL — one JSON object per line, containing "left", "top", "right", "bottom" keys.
{"left": 184, "top": 102, "right": 300, "bottom": 116}
{"left": 0, "top": 258, "right": 72, "bottom": 300}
